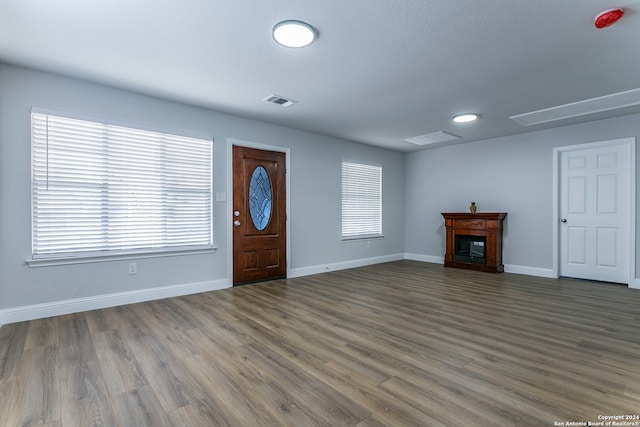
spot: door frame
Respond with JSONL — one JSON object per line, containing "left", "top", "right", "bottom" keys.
{"left": 226, "top": 138, "right": 291, "bottom": 284}
{"left": 552, "top": 137, "right": 636, "bottom": 286}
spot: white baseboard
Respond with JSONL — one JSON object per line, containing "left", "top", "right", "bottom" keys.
{"left": 288, "top": 253, "right": 405, "bottom": 278}
{"left": 503, "top": 264, "right": 555, "bottom": 278}
{"left": 2, "top": 256, "right": 634, "bottom": 328}
{"left": 405, "top": 253, "right": 557, "bottom": 278}
{"left": 0, "top": 279, "right": 230, "bottom": 327}
{"left": 404, "top": 253, "right": 444, "bottom": 264}
{"left": 286, "top": 253, "right": 551, "bottom": 280}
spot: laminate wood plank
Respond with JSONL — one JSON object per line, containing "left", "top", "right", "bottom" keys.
{"left": 298, "top": 352, "right": 455, "bottom": 425}
{"left": 243, "top": 382, "right": 320, "bottom": 427}
{"left": 58, "top": 313, "right": 97, "bottom": 365}
{"left": 237, "top": 341, "right": 373, "bottom": 426}
{"left": 166, "top": 397, "right": 244, "bottom": 427}
{"left": 254, "top": 298, "right": 369, "bottom": 352}
{"left": 400, "top": 348, "right": 603, "bottom": 426}
{"left": 124, "top": 333, "right": 204, "bottom": 413}
{"left": 382, "top": 348, "right": 521, "bottom": 425}
{"left": 398, "top": 352, "right": 537, "bottom": 423}
{"left": 181, "top": 327, "right": 272, "bottom": 391}
{"left": 0, "top": 376, "right": 27, "bottom": 426}
{"left": 0, "top": 321, "right": 28, "bottom": 379}
{"left": 13, "top": 344, "right": 61, "bottom": 425}
{"left": 84, "top": 308, "right": 111, "bottom": 335}
{"left": 2, "top": 260, "right": 640, "bottom": 426}
{"left": 169, "top": 298, "right": 248, "bottom": 348}
{"left": 92, "top": 329, "right": 148, "bottom": 396}
{"left": 101, "top": 304, "right": 149, "bottom": 341}
{"left": 181, "top": 352, "right": 284, "bottom": 426}
{"left": 355, "top": 414, "right": 399, "bottom": 427}
{"left": 0, "top": 377, "right": 61, "bottom": 427}
{"left": 338, "top": 377, "right": 446, "bottom": 427}
{"left": 0, "top": 376, "right": 18, "bottom": 424}
{"left": 60, "top": 361, "right": 114, "bottom": 427}
{"left": 381, "top": 375, "right": 520, "bottom": 426}
{"left": 110, "top": 386, "right": 172, "bottom": 427}
{"left": 24, "top": 316, "right": 59, "bottom": 351}
{"left": 0, "top": 375, "right": 47, "bottom": 426}
{"left": 273, "top": 323, "right": 393, "bottom": 385}
{"left": 145, "top": 298, "right": 203, "bottom": 333}
{"left": 462, "top": 360, "right": 603, "bottom": 421}
{"left": 626, "top": 383, "right": 640, "bottom": 400}
{"left": 127, "top": 301, "right": 202, "bottom": 362}
{"left": 230, "top": 307, "right": 330, "bottom": 371}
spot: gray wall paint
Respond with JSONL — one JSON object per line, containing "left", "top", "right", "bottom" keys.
{"left": 3, "top": 61, "right": 638, "bottom": 312}
{"left": 289, "top": 134, "right": 406, "bottom": 269}
{"left": 0, "top": 64, "right": 405, "bottom": 309}
{"left": 405, "top": 113, "right": 639, "bottom": 275}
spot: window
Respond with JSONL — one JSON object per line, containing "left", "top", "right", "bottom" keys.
{"left": 30, "top": 112, "right": 213, "bottom": 261}
{"left": 341, "top": 161, "right": 382, "bottom": 239}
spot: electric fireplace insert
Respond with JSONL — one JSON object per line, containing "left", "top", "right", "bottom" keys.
{"left": 454, "top": 235, "right": 486, "bottom": 264}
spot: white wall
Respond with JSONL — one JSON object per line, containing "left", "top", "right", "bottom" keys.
{"left": 405, "top": 113, "right": 639, "bottom": 280}
{"left": 0, "top": 63, "right": 405, "bottom": 321}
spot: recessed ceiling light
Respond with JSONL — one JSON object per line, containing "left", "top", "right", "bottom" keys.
{"left": 273, "top": 20, "right": 316, "bottom": 48}
{"left": 452, "top": 113, "right": 478, "bottom": 123}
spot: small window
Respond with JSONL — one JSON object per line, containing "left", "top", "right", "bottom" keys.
{"left": 31, "top": 112, "right": 213, "bottom": 260}
{"left": 341, "top": 161, "right": 382, "bottom": 239}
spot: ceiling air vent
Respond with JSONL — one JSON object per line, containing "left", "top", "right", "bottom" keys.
{"left": 510, "top": 88, "right": 640, "bottom": 126}
{"left": 263, "top": 94, "right": 297, "bottom": 107}
{"left": 403, "top": 131, "right": 460, "bottom": 146}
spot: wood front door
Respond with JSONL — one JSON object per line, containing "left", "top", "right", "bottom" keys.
{"left": 232, "top": 146, "right": 286, "bottom": 285}
{"left": 559, "top": 139, "right": 632, "bottom": 284}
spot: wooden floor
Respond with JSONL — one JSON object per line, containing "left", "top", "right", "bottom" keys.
{"left": 1, "top": 260, "right": 640, "bottom": 426}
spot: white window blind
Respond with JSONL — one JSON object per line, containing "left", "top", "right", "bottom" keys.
{"left": 342, "top": 161, "right": 382, "bottom": 238}
{"left": 31, "top": 112, "right": 213, "bottom": 259}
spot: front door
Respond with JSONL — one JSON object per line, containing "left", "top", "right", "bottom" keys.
{"left": 559, "top": 139, "right": 632, "bottom": 284}
{"left": 232, "top": 146, "right": 286, "bottom": 285}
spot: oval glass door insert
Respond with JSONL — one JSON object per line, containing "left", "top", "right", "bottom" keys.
{"left": 249, "top": 166, "right": 272, "bottom": 230}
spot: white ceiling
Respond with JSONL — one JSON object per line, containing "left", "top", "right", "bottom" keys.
{"left": 1, "top": 0, "right": 640, "bottom": 152}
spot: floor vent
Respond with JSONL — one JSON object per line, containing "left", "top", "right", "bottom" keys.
{"left": 404, "top": 131, "right": 460, "bottom": 145}
{"left": 510, "top": 88, "right": 640, "bottom": 126}
{"left": 263, "top": 94, "right": 297, "bottom": 107}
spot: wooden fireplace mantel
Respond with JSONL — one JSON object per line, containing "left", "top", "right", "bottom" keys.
{"left": 441, "top": 212, "right": 507, "bottom": 273}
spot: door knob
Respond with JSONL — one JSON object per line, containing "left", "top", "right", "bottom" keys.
{"left": 234, "top": 220, "right": 241, "bottom": 226}
{"left": 561, "top": 218, "right": 567, "bottom": 223}
{"left": 234, "top": 211, "right": 240, "bottom": 217}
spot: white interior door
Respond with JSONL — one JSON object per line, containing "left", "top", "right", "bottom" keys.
{"left": 559, "top": 139, "right": 632, "bottom": 284}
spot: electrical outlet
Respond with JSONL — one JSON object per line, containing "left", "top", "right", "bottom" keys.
{"left": 128, "top": 262, "right": 137, "bottom": 275}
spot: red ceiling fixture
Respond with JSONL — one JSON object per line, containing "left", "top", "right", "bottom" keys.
{"left": 594, "top": 8, "right": 625, "bottom": 28}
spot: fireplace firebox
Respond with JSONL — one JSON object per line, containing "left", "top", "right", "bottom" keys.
{"left": 442, "top": 212, "right": 507, "bottom": 273}
{"left": 454, "top": 235, "right": 486, "bottom": 264}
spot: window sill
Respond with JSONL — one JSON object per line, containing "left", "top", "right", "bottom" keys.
{"left": 341, "top": 234, "right": 384, "bottom": 242}
{"left": 26, "top": 246, "right": 218, "bottom": 268}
